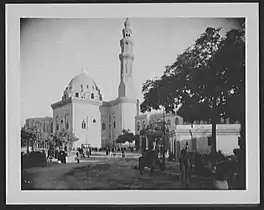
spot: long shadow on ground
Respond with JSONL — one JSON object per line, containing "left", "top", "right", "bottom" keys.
{"left": 22, "top": 159, "right": 214, "bottom": 190}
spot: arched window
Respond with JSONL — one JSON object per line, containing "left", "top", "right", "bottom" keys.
{"left": 143, "top": 121, "right": 146, "bottom": 129}
{"left": 175, "top": 117, "right": 179, "bottom": 125}
{"left": 75, "top": 93, "right": 79, "bottom": 98}
{"left": 137, "top": 121, "right": 140, "bottom": 131}
{"left": 43, "top": 123, "right": 45, "bottom": 132}
{"left": 167, "top": 119, "right": 171, "bottom": 126}
{"left": 82, "top": 120, "right": 86, "bottom": 129}
{"left": 91, "top": 93, "right": 94, "bottom": 99}
{"left": 113, "top": 121, "right": 116, "bottom": 128}
{"left": 93, "top": 119, "right": 96, "bottom": 123}
{"left": 50, "top": 122, "right": 53, "bottom": 133}
{"left": 65, "top": 114, "right": 69, "bottom": 129}
{"left": 36, "top": 122, "right": 41, "bottom": 132}
{"left": 56, "top": 116, "right": 59, "bottom": 131}
{"left": 102, "top": 122, "right": 106, "bottom": 130}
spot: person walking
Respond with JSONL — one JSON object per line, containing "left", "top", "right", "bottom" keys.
{"left": 106, "top": 147, "right": 109, "bottom": 156}
{"left": 121, "top": 147, "right": 125, "bottom": 158}
{"left": 64, "top": 145, "right": 68, "bottom": 156}
{"left": 86, "top": 148, "right": 90, "bottom": 158}
{"left": 59, "top": 148, "right": 67, "bottom": 164}
{"left": 76, "top": 150, "right": 80, "bottom": 163}
{"left": 47, "top": 147, "right": 53, "bottom": 163}
{"left": 89, "top": 147, "right": 92, "bottom": 156}
{"left": 179, "top": 147, "right": 191, "bottom": 187}
{"left": 55, "top": 147, "right": 59, "bottom": 160}
{"left": 179, "top": 148, "right": 186, "bottom": 185}
{"left": 42, "top": 150, "right": 47, "bottom": 167}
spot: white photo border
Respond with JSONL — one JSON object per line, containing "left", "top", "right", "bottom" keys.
{"left": 6, "top": 3, "right": 259, "bottom": 204}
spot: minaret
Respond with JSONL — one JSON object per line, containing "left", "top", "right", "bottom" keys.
{"left": 118, "top": 18, "right": 136, "bottom": 99}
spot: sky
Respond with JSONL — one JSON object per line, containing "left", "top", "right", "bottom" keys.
{"left": 20, "top": 18, "right": 240, "bottom": 126}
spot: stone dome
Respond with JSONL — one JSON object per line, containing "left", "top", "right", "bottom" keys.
{"left": 62, "top": 71, "right": 103, "bottom": 101}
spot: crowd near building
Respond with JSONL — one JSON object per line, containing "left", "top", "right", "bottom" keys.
{"left": 23, "top": 19, "right": 241, "bottom": 155}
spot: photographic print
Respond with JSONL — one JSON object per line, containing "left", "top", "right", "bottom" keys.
{"left": 6, "top": 3, "right": 259, "bottom": 205}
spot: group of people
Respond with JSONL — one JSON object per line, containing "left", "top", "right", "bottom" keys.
{"left": 47, "top": 146, "right": 68, "bottom": 164}
{"left": 75, "top": 146, "right": 92, "bottom": 163}
{"left": 77, "top": 146, "right": 92, "bottom": 158}
{"left": 105, "top": 147, "right": 125, "bottom": 158}
{"left": 178, "top": 144, "right": 245, "bottom": 189}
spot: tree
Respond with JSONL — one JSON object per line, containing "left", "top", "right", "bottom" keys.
{"left": 51, "top": 130, "right": 79, "bottom": 149}
{"left": 21, "top": 126, "right": 42, "bottom": 152}
{"left": 139, "top": 119, "right": 170, "bottom": 155}
{"left": 141, "top": 22, "right": 245, "bottom": 154}
{"left": 135, "top": 134, "right": 140, "bottom": 150}
{"left": 116, "top": 129, "right": 137, "bottom": 144}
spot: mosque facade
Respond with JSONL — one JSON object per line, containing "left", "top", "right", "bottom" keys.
{"left": 50, "top": 18, "right": 138, "bottom": 148}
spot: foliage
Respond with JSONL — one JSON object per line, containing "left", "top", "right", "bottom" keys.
{"left": 116, "top": 129, "right": 137, "bottom": 144}
{"left": 21, "top": 126, "right": 43, "bottom": 150}
{"left": 139, "top": 119, "right": 170, "bottom": 151}
{"left": 51, "top": 129, "right": 79, "bottom": 147}
{"left": 140, "top": 22, "right": 245, "bottom": 151}
{"left": 141, "top": 25, "right": 245, "bottom": 121}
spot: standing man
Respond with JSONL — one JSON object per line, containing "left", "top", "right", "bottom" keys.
{"left": 179, "top": 145, "right": 191, "bottom": 187}
{"left": 59, "top": 148, "right": 67, "bottom": 164}
{"left": 76, "top": 150, "right": 80, "bottom": 163}
{"left": 106, "top": 147, "right": 109, "bottom": 156}
{"left": 64, "top": 145, "right": 68, "bottom": 156}
{"left": 121, "top": 147, "right": 125, "bottom": 158}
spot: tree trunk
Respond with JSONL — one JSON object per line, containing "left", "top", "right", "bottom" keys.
{"left": 30, "top": 138, "right": 34, "bottom": 152}
{"left": 162, "top": 138, "right": 166, "bottom": 170}
{"left": 212, "top": 119, "right": 217, "bottom": 154}
{"left": 26, "top": 139, "right": 29, "bottom": 153}
{"left": 210, "top": 116, "right": 217, "bottom": 169}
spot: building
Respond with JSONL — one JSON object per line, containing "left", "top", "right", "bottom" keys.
{"left": 50, "top": 18, "right": 138, "bottom": 148}
{"left": 24, "top": 117, "right": 53, "bottom": 136}
{"left": 135, "top": 112, "right": 184, "bottom": 135}
{"left": 23, "top": 117, "right": 53, "bottom": 151}
{"left": 135, "top": 111, "right": 240, "bottom": 157}
{"left": 170, "top": 123, "right": 241, "bottom": 157}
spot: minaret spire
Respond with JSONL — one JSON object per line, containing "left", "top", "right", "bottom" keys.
{"left": 124, "top": 18, "right": 131, "bottom": 28}
{"left": 118, "top": 18, "right": 136, "bottom": 99}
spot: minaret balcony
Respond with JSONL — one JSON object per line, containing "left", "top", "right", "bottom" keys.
{"left": 119, "top": 53, "right": 134, "bottom": 60}
{"left": 120, "top": 39, "right": 134, "bottom": 46}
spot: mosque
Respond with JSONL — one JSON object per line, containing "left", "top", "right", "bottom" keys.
{"left": 50, "top": 18, "right": 138, "bottom": 148}
{"left": 24, "top": 19, "right": 138, "bottom": 148}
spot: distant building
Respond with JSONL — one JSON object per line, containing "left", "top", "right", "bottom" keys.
{"left": 135, "top": 112, "right": 184, "bottom": 135}
{"left": 24, "top": 117, "right": 53, "bottom": 136}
